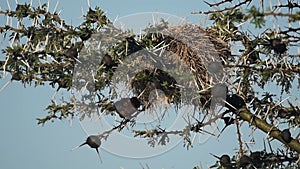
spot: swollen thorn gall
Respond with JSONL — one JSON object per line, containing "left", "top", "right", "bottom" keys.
{"left": 210, "top": 153, "right": 231, "bottom": 167}
{"left": 281, "top": 129, "right": 292, "bottom": 143}
{"left": 72, "top": 135, "right": 102, "bottom": 163}
{"left": 225, "top": 94, "right": 246, "bottom": 113}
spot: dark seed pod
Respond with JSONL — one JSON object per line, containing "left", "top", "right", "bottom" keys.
{"left": 73, "top": 135, "right": 102, "bottom": 162}
{"left": 114, "top": 97, "right": 142, "bottom": 118}
{"left": 80, "top": 32, "right": 92, "bottom": 41}
{"left": 250, "top": 151, "right": 263, "bottom": 167}
{"left": 220, "top": 154, "right": 231, "bottom": 167}
{"left": 239, "top": 155, "right": 252, "bottom": 167}
{"left": 250, "top": 151, "right": 262, "bottom": 160}
{"left": 85, "top": 135, "right": 101, "bottom": 148}
{"left": 270, "top": 39, "right": 287, "bottom": 54}
{"left": 101, "top": 54, "right": 116, "bottom": 68}
{"left": 281, "top": 129, "right": 292, "bottom": 143}
{"left": 11, "top": 73, "right": 22, "bottom": 81}
{"left": 102, "top": 54, "right": 112, "bottom": 66}
{"left": 277, "top": 108, "right": 287, "bottom": 118}
{"left": 225, "top": 94, "right": 246, "bottom": 112}
{"left": 130, "top": 97, "right": 142, "bottom": 109}
{"left": 247, "top": 50, "right": 259, "bottom": 64}
{"left": 64, "top": 48, "right": 78, "bottom": 58}
{"left": 222, "top": 116, "right": 234, "bottom": 126}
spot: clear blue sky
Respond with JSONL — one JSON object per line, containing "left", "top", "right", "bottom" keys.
{"left": 0, "top": 0, "right": 286, "bottom": 169}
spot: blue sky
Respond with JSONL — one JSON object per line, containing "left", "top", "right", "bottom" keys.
{"left": 0, "top": 0, "right": 289, "bottom": 169}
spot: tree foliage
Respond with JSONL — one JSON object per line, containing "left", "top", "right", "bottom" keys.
{"left": 0, "top": 0, "right": 300, "bottom": 168}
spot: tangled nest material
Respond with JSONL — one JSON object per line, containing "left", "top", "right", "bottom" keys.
{"left": 73, "top": 23, "right": 231, "bottom": 117}
{"left": 130, "top": 24, "right": 231, "bottom": 108}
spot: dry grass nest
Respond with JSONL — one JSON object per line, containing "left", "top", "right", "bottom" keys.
{"left": 130, "top": 24, "right": 231, "bottom": 108}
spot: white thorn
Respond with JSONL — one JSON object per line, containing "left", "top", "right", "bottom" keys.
{"left": 81, "top": 7, "right": 85, "bottom": 17}
{"left": 71, "top": 144, "right": 83, "bottom": 151}
{"left": 51, "top": 90, "right": 57, "bottom": 100}
{"left": 96, "top": 148, "right": 102, "bottom": 163}
{"left": 0, "top": 80, "right": 12, "bottom": 94}
{"left": 6, "top": 0, "right": 11, "bottom": 11}
{"left": 152, "top": 13, "right": 156, "bottom": 26}
{"left": 112, "top": 15, "right": 119, "bottom": 25}
{"left": 53, "top": 0, "right": 60, "bottom": 13}
{"left": 57, "top": 9, "right": 62, "bottom": 15}
{"left": 69, "top": 118, "right": 73, "bottom": 127}
{"left": 46, "top": 0, "right": 50, "bottom": 12}
{"left": 87, "top": 0, "right": 91, "bottom": 8}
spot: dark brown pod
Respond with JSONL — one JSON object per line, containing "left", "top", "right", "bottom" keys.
{"left": 250, "top": 151, "right": 263, "bottom": 168}
{"left": 64, "top": 48, "right": 78, "bottom": 58}
{"left": 80, "top": 32, "right": 91, "bottom": 41}
{"left": 101, "top": 54, "right": 116, "bottom": 68}
{"left": 130, "top": 97, "right": 142, "bottom": 109}
{"left": 220, "top": 154, "right": 231, "bottom": 167}
{"left": 222, "top": 116, "right": 234, "bottom": 126}
{"left": 277, "top": 108, "right": 288, "bottom": 118}
{"left": 239, "top": 155, "right": 252, "bottom": 167}
{"left": 247, "top": 50, "right": 259, "bottom": 64}
{"left": 114, "top": 97, "right": 142, "bottom": 118}
{"left": 281, "top": 129, "right": 292, "bottom": 143}
{"left": 270, "top": 39, "right": 287, "bottom": 54}
{"left": 73, "top": 135, "right": 102, "bottom": 162}
{"left": 225, "top": 94, "right": 246, "bottom": 112}
{"left": 11, "top": 73, "right": 22, "bottom": 81}
{"left": 85, "top": 135, "right": 101, "bottom": 148}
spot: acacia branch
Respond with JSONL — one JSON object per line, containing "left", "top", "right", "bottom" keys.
{"left": 239, "top": 108, "right": 300, "bottom": 153}
{"left": 191, "top": 0, "right": 252, "bottom": 14}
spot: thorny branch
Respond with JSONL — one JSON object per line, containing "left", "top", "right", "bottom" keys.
{"left": 0, "top": 1, "right": 300, "bottom": 168}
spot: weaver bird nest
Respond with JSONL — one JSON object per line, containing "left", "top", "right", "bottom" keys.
{"left": 128, "top": 24, "right": 230, "bottom": 109}
{"left": 73, "top": 23, "right": 231, "bottom": 116}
